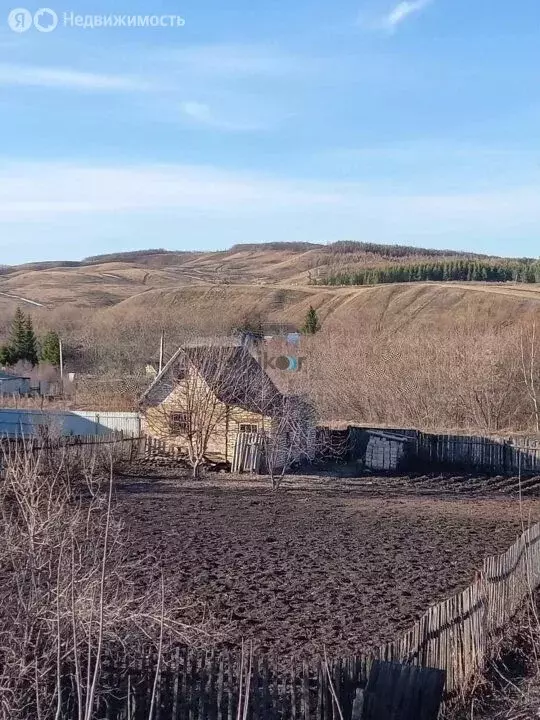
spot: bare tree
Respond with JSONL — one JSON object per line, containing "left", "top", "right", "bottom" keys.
{"left": 520, "top": 321, "right": 540, "bottom": 433}
{"left": 258, "top": 394, "right": 316, "bottom": 490}
{"left": 300, "top": 320, "right": 529, "bottom": 434}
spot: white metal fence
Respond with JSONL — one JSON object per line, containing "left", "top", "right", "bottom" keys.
{"left": 0, "top": 409, "right": 141, "bottom": 438}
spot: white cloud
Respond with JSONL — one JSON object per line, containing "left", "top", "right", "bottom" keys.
{"left": 0, "top": 161, "right": 345, "bottom": 220}
{"left": 161, "top": 43, "right": 315, "bottom": 79}
{"left": 181, "top": 101, "right": 213, "bottom": 124}
{"left": 0, "top": 160, "right": 539, "bottom": 260}
{"left": 180, "top": 100, "right": 273, "bottom": 132}
{"left": 376, "top": 0, "right": 433, "bottom": 32}
{"left": 0, "top": 64, "right": 149, "bottom": 91}
{"left": 0, "top": 160, "right": 539, "bottom": 228}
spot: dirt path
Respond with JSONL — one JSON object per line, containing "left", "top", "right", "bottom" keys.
{"left": 0, "top": 291, "right": 45, "bottom": 307}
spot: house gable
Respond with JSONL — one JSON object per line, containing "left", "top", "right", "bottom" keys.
{"left": 141, "top": 343, "right": 283, "bottom": 416}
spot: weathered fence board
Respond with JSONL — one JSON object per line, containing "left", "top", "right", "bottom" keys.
{"left": 0, "top": 432, "right": 140, "bottom": 465}
{"left": 414, "top": 431, "right": 540, "bottom": 475}
{"left": 231, "top": 432, "right": 262, "bottom": 473}
{"left": 362, "top": 661, "right": 445, "bottom": 720}
{"left": 333, "top": 425, "right": 540, "bottom": 476}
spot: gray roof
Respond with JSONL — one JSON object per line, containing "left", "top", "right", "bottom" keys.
{"left": 0, "top": 371, "right": 30, "bottom": 381}
{"left": 141, "top": 343, "right": 283, "bottom": 415}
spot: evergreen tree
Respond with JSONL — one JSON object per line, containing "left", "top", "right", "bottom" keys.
{"left": 40, "top": 330, "right": 61, "bottom": 366}
{"left": 302, "top": 305, "right": 321, "bottom": 335}
{"left": 5, "top": 308, "right": 38, "bottom": 365}
{"left": 22, "top": 315, "right": 38, "bottom": 366}
{"left": 9, "top": 307, "right": 28, "bottom": 360}
{"left": 0, "top": 309, "right": 45, "bottom": 366}
{"left": 0, "top": 345, "right": 15, "bottom": 367}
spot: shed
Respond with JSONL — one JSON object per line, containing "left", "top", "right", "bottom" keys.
{"left": 0, "top": 371, "right": 31, "bottom": 396}
{"left": 364, "top": 431, "right": 409, "bottom": 471}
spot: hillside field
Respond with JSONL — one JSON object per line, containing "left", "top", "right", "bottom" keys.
{"left": 1, "top": 242, "right": 540, "bottom": 338}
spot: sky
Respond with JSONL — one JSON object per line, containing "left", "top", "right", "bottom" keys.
{"left": 0, "top": 0, "right": 539, "bottom": 263}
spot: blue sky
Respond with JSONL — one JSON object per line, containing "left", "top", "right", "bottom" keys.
{"left": 0, "top": 0, "right": 539, "bottom": 263}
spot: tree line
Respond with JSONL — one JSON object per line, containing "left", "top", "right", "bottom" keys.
{"left": 0, "top": 308, "right": 61, "bottom": 367}
{"left": 322, "top": 241, "right": 481, "bottom": 259}
{"left": 318, "top": 259, "right": 540, "bottom": 286}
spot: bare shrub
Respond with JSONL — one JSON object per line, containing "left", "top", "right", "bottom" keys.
{"left": 259, "top": 393, "right": 317, "bottom": 490}
{"left": 0, "top": 443, "right": 213, "bottom": 720}
{"left": 74, "top": 374, "right": 147, "bottom": 411}
{"left": 299, "top": 321, "right": 534, "bottom": 434}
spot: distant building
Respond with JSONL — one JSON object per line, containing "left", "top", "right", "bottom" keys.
{"left": 0, "top": 371, "right": 31, "bottom": 395}
{"left": 261, "top": 322, "right": 300, "bottom": 340}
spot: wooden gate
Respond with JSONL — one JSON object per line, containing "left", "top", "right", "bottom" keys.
{"left": 231, "top": 431, "right": 263, "bottom": 473}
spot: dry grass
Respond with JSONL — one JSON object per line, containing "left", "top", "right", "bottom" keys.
{"left": 3, "top": 244, "right": 540, "bottom": 319}
{"left": 452, "top": 598, "right": 540, "bottom": 719}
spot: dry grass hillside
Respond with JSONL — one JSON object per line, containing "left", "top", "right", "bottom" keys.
{"left": 97, "top": 281, "right": 540, "bottom": 336}
{"left": 1, "top": 242, "right": 540, "bottom": 330}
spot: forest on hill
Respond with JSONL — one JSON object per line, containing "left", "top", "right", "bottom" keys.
{"left": 319, "top": 258, "right": 540, "bottom": 286}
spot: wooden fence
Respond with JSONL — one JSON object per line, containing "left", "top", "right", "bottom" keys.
{"left": 142, "top": 435, "right": 187, "bottom": 461}
{"left": 231, "top": 431, "right": 263, "bottom": 473}
{"left": 414, "top": 432, "right": 540, "bottom": 475}
{"left": 379, "top": 521, "right": 540, "bottom": 699}
{"left": 340, "top": 426, "right": 540, "bottom": 476}
{"left": 0, "top": 432, "right": 141, "bottom": 464}
{"left": 56, "top": 521, "right": 540, "bottom": 719}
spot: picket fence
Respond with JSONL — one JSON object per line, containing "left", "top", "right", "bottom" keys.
{"left": 142, "top": 435, "right": 186, "bottom": 461}
{"left": 378, "top": 521, "right": 540, "bottom": 697}
{"left": 62, "top": 521, "right": 540, "bottom": 719}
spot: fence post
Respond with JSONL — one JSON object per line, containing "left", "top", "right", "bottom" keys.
{"left": 351, "top": 688, "right": 364, "bottom": 719}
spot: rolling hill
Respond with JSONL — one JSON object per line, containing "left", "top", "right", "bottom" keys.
{"left": 1, "top": 241, "right": 540, "bottom": 345}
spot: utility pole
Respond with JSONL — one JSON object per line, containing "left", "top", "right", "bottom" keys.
{"left": 59, "top": 338, "right": 64, "bottom": 380}
{"left": 158, "top": 331, "right": 164, "bottom": 374}
{"left": 59, "top": 338, "right": 64, "bottom": 397}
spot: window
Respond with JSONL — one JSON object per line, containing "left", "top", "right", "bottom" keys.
{"left": 239, "top": 423, "right": 258, "bottom": 434}
{"left": 169, "top": 412, "right": 189, "bottom": 434}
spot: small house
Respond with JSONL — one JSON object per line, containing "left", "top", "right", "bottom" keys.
{"left": 140, "top": 342, "right": 315, "bottom": 472}
{"left": 0, "top": 371, "right": 31, "bottom": 396}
